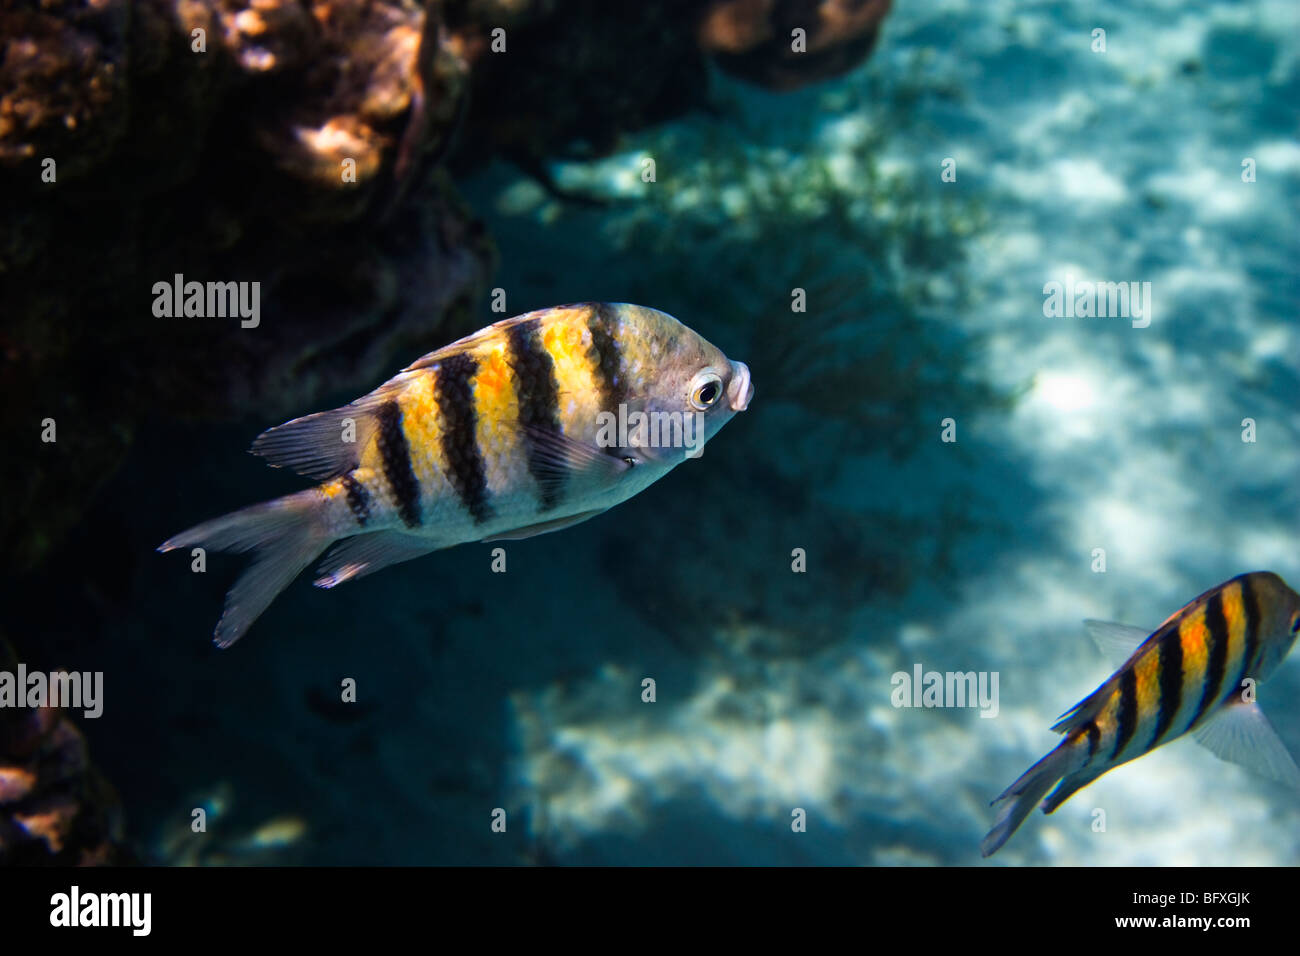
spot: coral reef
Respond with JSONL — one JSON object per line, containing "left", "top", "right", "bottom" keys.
{"left": 0, "top": 0, "right": 465, "bottom": 192}
{"left": 0, "top": 0, "right": 491, "bottom": 571}
{"left": 448, "top": 0, "right": 711, "bottom": 179}
{"left": 0, "top": 639, "right": 131, "bottom": 865}
{"left": 700, "top": 0, "right": 893, "bottom": 91}
{"left": 1, "top": 0, "right": 895, "bottom": 573}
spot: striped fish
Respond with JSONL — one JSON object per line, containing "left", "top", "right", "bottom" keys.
{"left": 982, "top": 571, "right": 1300, "bottom": 857}
{"left": 160, "top": 303, "right": 753, "bottom": 647}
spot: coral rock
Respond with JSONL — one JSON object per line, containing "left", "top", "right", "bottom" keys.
{"left": 0, "top": 0, "right": 489, "bottom": 571}
{"left": 0, "top": 767, "right": 38, "bottom": 805}
{"left": 700, "top": 0, "right": 893, "bottom": 90}
{"left": 0, "top": 640, "right": 131, "bottom": 864}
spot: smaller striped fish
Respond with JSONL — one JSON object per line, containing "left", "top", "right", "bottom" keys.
{"left": 982, "top": 571, "right": 1300, "bottom": 857}
{"left": 160, "top": 303, "right": 753, "bottom": 647}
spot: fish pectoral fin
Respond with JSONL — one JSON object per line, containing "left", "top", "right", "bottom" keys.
{"left": 1082, "top": 619, "right": 1153, "bottom": 668}
{"left": 481, "top": 508, "right": 609, "bottom": 542}
{"left": 1192, "top": 700, "right": 1300, "bottom": 789}
{"left": 314, "top": 530, "right": 440, "bottom": 588}
{"left": 515, "top": 423, "right": 634, "bottom": 496}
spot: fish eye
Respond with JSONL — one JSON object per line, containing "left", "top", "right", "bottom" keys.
{"left": 1291, "top": 613, "right": 1300, "bottom": 633}
{"left": 690, "top": 372, "right": 724, "bottom": 410}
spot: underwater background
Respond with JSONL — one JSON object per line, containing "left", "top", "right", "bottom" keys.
{"left": 2, "top": 0, "right": 1298, "bottom": 865}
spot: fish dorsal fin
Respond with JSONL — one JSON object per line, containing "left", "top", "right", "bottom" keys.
{"left": 402, "top": 312, "right": 566, "bottom": 373}
{"left": 1051, "top": 683, "right": 1114, "bottom": 735}
{"left": 1083, "top": 619, "right": 1153, "bottom": 668}
{"left": 250, "top": 386, "right": 400, "bottom": 480}
{"left": 481, "top": 507, "right": 609, "bottom": 542}
{"left": 254, "top": 313, "right": 550, "bottom": 477}
{"left": 1151, "top": 577, "right": 1246, "bottom": 633}
{"left": 1050, "top": 620, "right": 1154, "bottom": 735}
{"left": 402, "top": 336, "right": 488, "bottom": 373}
{"left": 1192, "top": 700, "right": 1300, "bottom": 789}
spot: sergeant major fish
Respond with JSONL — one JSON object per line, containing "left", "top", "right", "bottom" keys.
{"left": 160, "top": 303, "right": 754, "bottom": 647}
{"left": 983, "top": 571, "right": 1300, "bottom": 856}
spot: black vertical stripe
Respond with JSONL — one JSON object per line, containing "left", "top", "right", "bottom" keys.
{"left": 587, "top": 304, "right": 628, "bottom": 413}
{"left": 1084, "top": 722, "right": 1101, "bottom": 763}
{"left": 376, "top": 400, "right": 421, "bottom": 528}
{"left": 507, "top": 318, "right": 564, "bottom": 511}
{"left": 1112, "top": 668, "right": 1139, "bottom": 760}
{"left": 436, "top": 352, "right": 493, "bottom": 525}
{"left": 1153, "top": 633, "right": 1183, "bottom": 745}
{"left": 1194, "top": 591, "right": 1231, "bottom": 727}
{"left": 342, "top": 473, "right": 371, "bottom": 527}
{"left": 1235, "top": 575, "right": 1262, "bottom": 703}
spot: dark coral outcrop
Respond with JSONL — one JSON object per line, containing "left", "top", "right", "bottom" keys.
{"left": 1, "top": 0, "right": 491, "bottom": 571}
{"left": 0, "top": 0, "right": 893, "bottom": 571}
{"left": 0, "top": 640, "right": 130, "bottom": 865}
{"left": 700, "top": 0, "right": 893, "bottom": 90}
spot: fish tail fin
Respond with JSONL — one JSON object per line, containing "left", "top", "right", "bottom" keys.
{"left": 981, "top": 742, "right": 1077, "bottom": 857}
{"left": 159, "top": 490, "right": 333, "bottom": 648}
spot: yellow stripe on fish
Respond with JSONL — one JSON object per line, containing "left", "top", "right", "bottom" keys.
{"left": 542, "top": 308, "right": 608, "bottom": 438}
{"left": 983, "top": 571, "right": 1300, "bottom": 857}
{"left": 159, "top": 303, "right": 754, "bottom": 647}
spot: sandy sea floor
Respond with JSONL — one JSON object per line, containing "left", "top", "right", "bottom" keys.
{"left": 463, "top": 0, "right": 1300, "bottom": 865}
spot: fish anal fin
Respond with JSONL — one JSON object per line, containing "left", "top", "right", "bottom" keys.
{"left": 1192, "top": 700, "right": 1300, "bottom": 789}
{"left": 1041, "top": 767, "right": 1104, "bottom": 815}
{"left": 314, "top": 530, "right": 439, "bottom": 588}
{"left": 481, "top": 508, "right": 608, "bottom": 543}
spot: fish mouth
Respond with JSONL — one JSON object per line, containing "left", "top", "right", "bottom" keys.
{"left": 728, "top": 361, "right": 753, "bottom": 411}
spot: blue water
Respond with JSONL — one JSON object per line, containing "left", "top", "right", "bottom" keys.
{"left": 14, "top": 0, "right": 1300, "bottom": 865}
